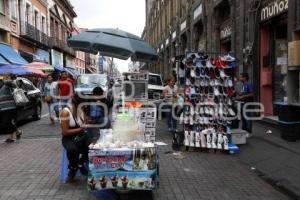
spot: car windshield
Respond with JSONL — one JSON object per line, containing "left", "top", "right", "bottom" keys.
{"left": 148, "top": 75, "right": 162, "bottom": 86}
{"left": 76, "top": 74, "right": 108, "bottom": 90}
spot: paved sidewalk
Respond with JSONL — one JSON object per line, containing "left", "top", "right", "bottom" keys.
{"left": 0, "top": 116, "right": 290, "bottom": 200}
{"left": 235, "top": 122, "right": 300, "bottom": 199}
{"left": 152, "top": 120, "right": 288, "bottom": 200}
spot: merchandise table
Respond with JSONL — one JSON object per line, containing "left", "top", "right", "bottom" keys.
{"left": 87, "top": 109, "right": 159, "bottom": 192}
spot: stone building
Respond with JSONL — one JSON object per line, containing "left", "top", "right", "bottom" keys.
{"left": 144, "top": 0, "right": 300, "bottom": 117}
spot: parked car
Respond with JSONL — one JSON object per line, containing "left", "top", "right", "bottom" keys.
{"left": 15, "top": 77, "right": 42, "bottom": 121}
{"left": 0, "top": 77, "right": 42, "bottom": 132}
{"left": 74, "top": 74, "right": 108, "bottom": 97}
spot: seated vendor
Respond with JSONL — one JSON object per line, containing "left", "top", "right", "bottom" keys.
{"left": 60, "top": 95, "right": 88, "bottom": 182}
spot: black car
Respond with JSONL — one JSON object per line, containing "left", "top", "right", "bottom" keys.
{"left": 0, "top": 78, "right": 42, "bottom": 129}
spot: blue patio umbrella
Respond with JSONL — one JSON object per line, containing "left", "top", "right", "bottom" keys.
{"left": 0, "top": 64, "right": 31, "bottom": 75}
{"left": 67, "top": 28, "right": 159, "bottom": 63}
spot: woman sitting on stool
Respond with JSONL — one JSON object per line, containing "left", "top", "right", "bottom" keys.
{"left": 60, "top": 95, "right": 88, "bottom": 182}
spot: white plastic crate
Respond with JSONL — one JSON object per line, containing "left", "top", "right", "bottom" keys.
{"left": 231, "top": 129, "right": 247, "bottom": 145}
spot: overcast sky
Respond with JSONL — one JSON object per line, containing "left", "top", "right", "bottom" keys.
{"left": 70, "top": 0, "right": 146, "bottom": 72}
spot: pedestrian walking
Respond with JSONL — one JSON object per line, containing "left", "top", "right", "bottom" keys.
{"left": 238, "top": 73, "right": 254, "bottom": 136}
{"left": 43, "top": 74, "right": 59, "bottom": 124}
{"left": 0, "top": 75, "right": 22, "bottom": 143}
{"left": 163, "top": 77, "right": 178, "bottom": 133}
{"left": 60, "top": 95, "right": 88, "bottom": 182}
{"left": 58, "top": 71, "right": 74, "bottom": 108}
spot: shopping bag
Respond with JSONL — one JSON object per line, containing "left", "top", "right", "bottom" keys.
{"left": 13, "top": 88, "right": 29, "bottom": 106}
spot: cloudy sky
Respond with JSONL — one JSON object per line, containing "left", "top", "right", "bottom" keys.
{"left": 70, "top": 0, "right": 146, "bottom": 72}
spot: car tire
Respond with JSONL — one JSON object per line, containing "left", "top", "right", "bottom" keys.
{"left": 32, "top": 104, "right": 41, "bottom": 121}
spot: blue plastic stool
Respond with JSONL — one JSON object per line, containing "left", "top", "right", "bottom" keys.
{"left": 59, "top": 148, "right": 82, "bottom": 183}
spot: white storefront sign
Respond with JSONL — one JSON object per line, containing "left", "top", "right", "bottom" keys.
{"left": 220, "top": 26, "right": 232, "bottom": 39}
{"left": 181, "top": 20, "right": 186, "bottom": 31}
{"left": 193, "top": 4, "right": 203, "bottom": 20}
{"left": 261, "top": 0, "right": 288, "bottom": 21}
{"left": 172, "top": 31, "right": 177, "bottom": 40}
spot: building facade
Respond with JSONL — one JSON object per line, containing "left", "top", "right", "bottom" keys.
{"left": 144, "top": 0, "right": 300, "bottom": 117}
{"left": 73, "top": 25, "right": 85, "bottom": 74}
{"left": 9, "top": 0, "right": 50, "bottom": 63}
{"left": 48, "top": 0, "right": 76, "bottom": 68}
{"left": 0, "top": 0, "right": 12, "bottom": 44}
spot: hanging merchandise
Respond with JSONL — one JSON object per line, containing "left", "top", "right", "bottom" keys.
{"left": 182, "top": 52, "right": 239, "bottom": 154}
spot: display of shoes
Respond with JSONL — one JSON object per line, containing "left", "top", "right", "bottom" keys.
{"left": 183, "top": 52, "right": 237, "bottom": 151}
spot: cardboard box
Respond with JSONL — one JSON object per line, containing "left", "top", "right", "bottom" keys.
{"left": 288, "top": 40, "right": 300, "bottom": 67}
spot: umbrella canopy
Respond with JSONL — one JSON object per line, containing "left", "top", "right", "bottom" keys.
{"left": 0, "top": 64, "right": 31, "bottom": 76}
{"left": 25, "top": 66, "right": 47, "bottom": 77}
{"left": 65, "top": 67, "right": 80, "bottom": 78}
{"left": 0, "top": 64, "right": 46, "bottom": 77}
{"left": 67, "top": 28, "right": 159, "bottom": 63}
{"left": 25, "top": 62, "right": 54, "bottom": 72}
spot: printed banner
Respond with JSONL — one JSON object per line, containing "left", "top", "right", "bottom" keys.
{"left": 88, "top": 170, "right": 158, "bottom": 191}
{"left": 89, "top": 147, "right": 157, "bottom": 173}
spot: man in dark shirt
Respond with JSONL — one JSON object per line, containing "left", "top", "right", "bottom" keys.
{"left": 239, "top": 73, "right": 254, "bottom": 135}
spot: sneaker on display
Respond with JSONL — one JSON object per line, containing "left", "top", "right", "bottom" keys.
{"left": 223, "top": 135, "right": 229, "bottom": 150}
{"left": 200, "top": 68, "right": 206, "bottom": 78}
{"left": 206, "top": 133, "right": 212, "bottom": 149}
{"left": 195, "top": 131, "right": 200, "bottom": 147}
{"left": 214, "top": 87, "right": 220, "bottom": 96}
{"left": 184, "top": 115, "right": 189, "bottom": 124}
{"left": 189, "top": 115, "right": 194, "bottom": 125}
{"left": 206, "top": 60, "right": 215, "bottom": 69}
{"left": 228, "top": 107, "right": 235, "bottom": 117}
{"left": 217, "top": 133, "right": 223, "bottom": 149}
{"left": 191, "top": 68, "right": 196, "bottom": 77}
{"left": 227, "top": 78, "right": 233, "bottom": 87}
{"left": 186, "top": 78, "right": 191, "bottom": 86}
{"left": 184, "top": 131, "right": 189, "bottom": 146}
{"left": 200, "top": 130, "right": 206, "bottom": 148}
{"left": 212, "top": 130, "right": 217, "bottom": 149}
{"left": 210, "top": 79, "right": 215, "bottom": 87}
{"left": 190, "top": 131, "right": 195, "bottom": 147}
{"left": 220, "top": 69, "right": 228, "bottom": 79}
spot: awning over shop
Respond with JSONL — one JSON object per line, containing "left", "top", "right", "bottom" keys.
{"left": 0, "top": 55, "right": 10, "bottom": 65}
{"left": 0, "top": 43, "right": 28, "bottom": 65}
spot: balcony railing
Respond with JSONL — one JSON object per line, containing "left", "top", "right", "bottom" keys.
{"left": 20, "top": 21, "right": 48, "bottom": 46}
{"left": 0, "top": 14, "right": 10, "bottom": 31}
{"left": 49, "top": 37, "right": 75, "bottom": 56}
